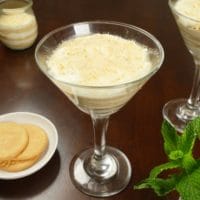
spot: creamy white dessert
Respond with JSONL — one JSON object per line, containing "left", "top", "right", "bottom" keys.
{"left": 47, "top": 34, "right": 152, "bottom": 86}
{"left": 46, "top": 34, "right": 154, "bottom": 115}
{"left": 174, "top": 0, "right": 200, "bottom": 22}
{"left": 0, "top": 0, "right": 38, "bottom": 50}
{"left": 172, "top": 0, "right": 200, "bottom": 57}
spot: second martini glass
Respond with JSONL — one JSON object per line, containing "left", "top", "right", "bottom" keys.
{"left": 163, "top": 0, "right": 200, "bottom": 132}
{"left": 35, "top": 21, "right": 164, "bottom": 197}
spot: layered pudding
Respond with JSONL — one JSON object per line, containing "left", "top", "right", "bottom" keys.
{"left": 0, "top": 0, "right": 38, "bottom": 50}
{"left": 46, "top": 34, "right": 155, "bottom": 115}
{"left": 172, "top": 0, "right": 200, "bottom": 58}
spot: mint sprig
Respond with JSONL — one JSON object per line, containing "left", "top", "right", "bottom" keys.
{"left": 134, "top": 117, "right": 200, "bottom": 200}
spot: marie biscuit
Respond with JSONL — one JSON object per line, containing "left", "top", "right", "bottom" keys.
{"left": 14, "top": 124, "right": 48, "bottom": 161}
{"left": 0, "top": 156, "right": 39, "bottom": 172}
{"left": 0, "top": 122, "right": 49, "bottom": 172}
{"left": 0, "top": 122, "right": 28, "bottom": 160}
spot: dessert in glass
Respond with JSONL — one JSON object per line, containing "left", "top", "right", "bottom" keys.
{"left": 0, "top": 0, "right": 38, "bottom": 50}
{"left": 163, "top": 0, "right": 200, "bottom": 132}
{"left": 35, "top": 21, "right": 164, "bottom": 197}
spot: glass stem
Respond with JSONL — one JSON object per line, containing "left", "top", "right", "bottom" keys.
{"left": 84, "top": 115, "right": 117, "bottom": 180}
{"left": 91, "top": 115, "right": 109, "bottom": 159}
{"left": 187, "top": 59, "right": 200, "bottom": 108}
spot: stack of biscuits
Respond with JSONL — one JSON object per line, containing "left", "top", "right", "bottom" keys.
{"left": 0, "top": 122, "right": 48, "bottom": 172}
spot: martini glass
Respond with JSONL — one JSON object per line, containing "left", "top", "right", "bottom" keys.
{"left": 35, "top": 21, "right": 164, "bottom": 197}
{"left": 163, "top": 0, "right": 200, "bottom": 132}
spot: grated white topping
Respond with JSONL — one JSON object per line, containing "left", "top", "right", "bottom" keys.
{"left": 174, "top": 0, "right": 200, "bottom": 21}
{"left": 174, "top": 0, "right": 200, "bottom": 29}
{"left": 47, "top": 34, "right": 152, "bottom": 86}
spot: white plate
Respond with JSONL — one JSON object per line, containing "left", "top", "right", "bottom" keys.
{"left": 0, "top": 112, "right": 58, "bottom": 180}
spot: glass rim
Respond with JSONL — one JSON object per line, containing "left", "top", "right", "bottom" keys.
{"left": 168, "top": 0, "right": 200, "bottom": 23}
{"left": 0, "top": 0, "right": 33, "bottom": 14}
{"left": 35, "top": 20, "right": 164, "bottom": 89}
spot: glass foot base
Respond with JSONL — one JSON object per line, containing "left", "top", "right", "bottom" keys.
{"left": 163, "top": 98, "right": 200, "bottom": 132}
{"left": 69, "top": 146, "right": 132, "bottom": 197}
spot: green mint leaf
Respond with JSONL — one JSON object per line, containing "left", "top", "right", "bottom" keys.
{"left": 149, "top": 161, "right": 180, "bottom": 178}
{"left": 135, "top": 161, "right": 180, "bottom": 196}
{"left": 162, "top": 119, "right": 198, "bottom": 168}
{"left": 161, "top": 120, "right": 179, "bottom": 156}
{"left": 135, "top": 176, "right": 177, "bottom": 196}
{"left": 176, "top": 166, "right": 200, "bottom": 200}
{"left": 186, "top": 117, "right": 200, "bottom": 139}
{"left": 181, "top": 153, "right": 197, "bottom": 173}
{"left": 179, "top": 118, "right": 199, "bottom": 154}
{"left": 169, "top": 150, "right": 184, "bottom": 160}
{"left": 134, "top": 179, "right": 150, "bottom": 190}
{"left": 135, "top": 117, "right": 200, "bottom": 199}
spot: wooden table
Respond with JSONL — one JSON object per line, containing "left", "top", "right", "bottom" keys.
{"left": 0, "top": 0, "right": 194, "bottom": 199}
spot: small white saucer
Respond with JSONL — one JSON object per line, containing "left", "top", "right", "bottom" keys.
{"left": 0, "top": 112, "right": 58, "bottom": 180}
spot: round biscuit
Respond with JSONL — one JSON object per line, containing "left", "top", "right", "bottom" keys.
{"left": 14, "top": 124, "right": 48, "bottom": 160}
{"left": 0, "top": 156, "right": 39, "bottom": 172}
{"left": 0, "top": 122, "right": 28, "bottom": 160}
